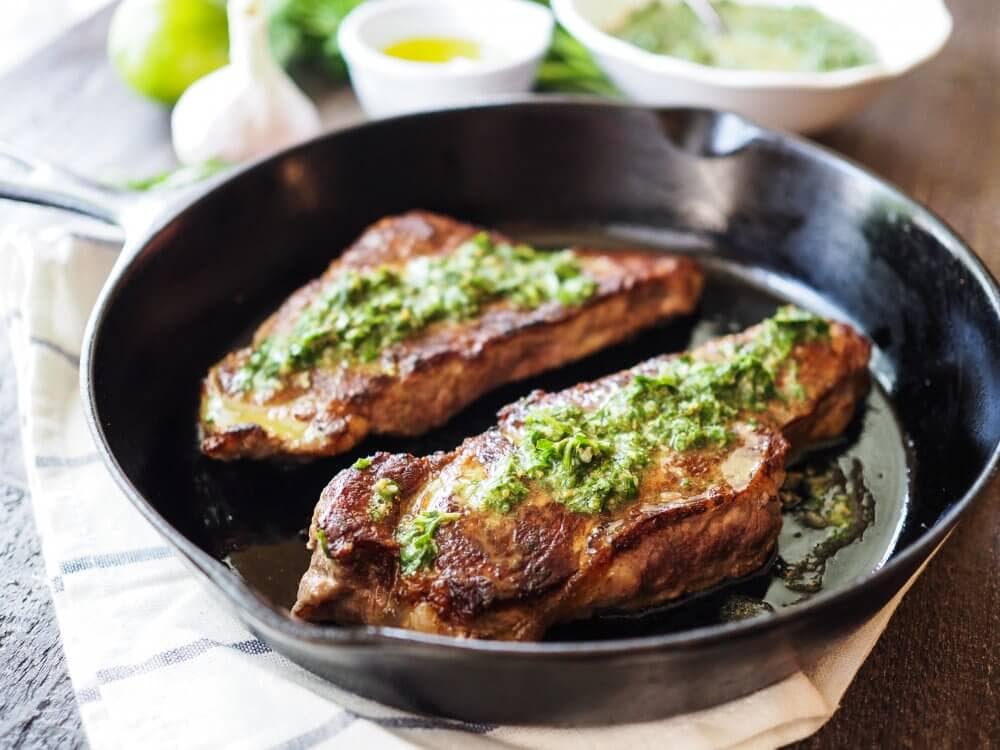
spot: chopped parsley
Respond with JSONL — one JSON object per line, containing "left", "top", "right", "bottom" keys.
{"left": 397, "top": 510, "right": 461, "bottom": 575}
{"left": 315, "top": 527, "right": 331, "bottom": 558}
{"left": 352, "top": 456, "right": 373, "bottom": 470}
{"left": 469, "top": 307, "right": 829, "bottom": 515}
{"left": 237, "top": 233, "right": 597, "bottom": 392}
{"left": 369, "top": 477, "right": 400, "bottom": 522}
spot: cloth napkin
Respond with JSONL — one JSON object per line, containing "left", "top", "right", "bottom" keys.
{"left": 1, "top": 221, "right": 932, "bottom": 750}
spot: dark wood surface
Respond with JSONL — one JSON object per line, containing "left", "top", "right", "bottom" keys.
{"left": 0, "top": 1, "right": 996, "bottom": 747}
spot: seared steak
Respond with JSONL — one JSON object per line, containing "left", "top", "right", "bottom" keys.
{"left": 200, "top": 211, "right": 703, "bottom": 460}
{"left": 292, "top": 311, "right": 871, "bottom": 640}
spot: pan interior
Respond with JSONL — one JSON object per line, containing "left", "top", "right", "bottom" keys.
{"left": 81, "top": 105, "right": 999, "bottom": 721}
{"left": 187, "top": 230, "right": 913, "bottom": 641}
{"left": 89, "top": 108, "right": 1000, "bottom": 648}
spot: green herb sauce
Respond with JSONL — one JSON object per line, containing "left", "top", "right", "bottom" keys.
{"left": 775, "top": 457, "right": 875, "bottom": 592}
{"left": 612, "top": 1, "right": 877, "bottom": 73}
{"left": 369, "top": 478, "right": 400, "bottom": 522}
{"left": 352, "top": 456, "right": 373, "bottom": 471}
{"left": 237, "top": 233, "right": 597, "bottom": 392}
{"left": 315, "top": 527, "right": 331, "bottom": 558}
{"left": 469, "top": 306, "right": 829, "bottom": 515}
{"left": 397, "top": 510, "right": 461, "bottom": 574}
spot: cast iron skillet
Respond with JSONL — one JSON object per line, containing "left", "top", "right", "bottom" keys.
{"left": 2, "top": 102, "right": 998, "bottom": 724}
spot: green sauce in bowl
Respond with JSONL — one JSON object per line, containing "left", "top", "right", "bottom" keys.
{"left": 612, "top": 1, "right": 877, "bottom": 73}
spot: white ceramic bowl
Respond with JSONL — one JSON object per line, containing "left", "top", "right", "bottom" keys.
{"left": 339, "top": 0, "right": 554, "bottom": 119}
{"left": 552, "top": 0, "right": 952, "bottom": 133}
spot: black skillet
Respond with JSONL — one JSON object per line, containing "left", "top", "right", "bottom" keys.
{"left": 2, "top": 102, "right": 998, "bottom": 724}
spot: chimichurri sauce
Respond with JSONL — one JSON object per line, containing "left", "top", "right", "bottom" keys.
{"left": 466, "top": 306, "right": 828, "bottom": 517}
{"left": 717, "top": 455, "right": 877, "bottom": 620}
{"left": 236, "top": 233, "right": 597, "bottom": 393}
{"left": 214, "top": 264, "right": 908, "bottom": 641}
{"left": 612, "top": 1, "right": 877, "bottom": 73}
{"left": 774, "top": 456, "right": 876, "bottom": 593}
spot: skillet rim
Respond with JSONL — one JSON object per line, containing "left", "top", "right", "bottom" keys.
{"left": 80, "top": 98, "right": 1000, "bottom": 657}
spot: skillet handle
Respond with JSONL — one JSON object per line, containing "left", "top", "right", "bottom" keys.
{"left": 0, "top": 141, "right": 141, "bottom": 231}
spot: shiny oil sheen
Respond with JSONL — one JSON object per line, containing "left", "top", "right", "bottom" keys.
{"left": 382, "top": 36, "right": 481, "bottom": 63}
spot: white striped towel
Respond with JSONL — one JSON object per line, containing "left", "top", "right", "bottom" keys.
{"left": 1, "top": 221, "right": 932, "bottom": 750}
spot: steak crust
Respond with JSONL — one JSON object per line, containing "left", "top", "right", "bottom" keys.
{"left": 200, "top": 211, "right": 703, "bottom": 460}
{"left": 292, "top": 319, "right": 871, "bottom": 640}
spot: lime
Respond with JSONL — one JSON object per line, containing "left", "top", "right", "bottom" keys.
{"left": 108, "top": 0, "right": 229, "bottom": 105}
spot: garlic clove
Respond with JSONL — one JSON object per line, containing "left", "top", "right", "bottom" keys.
{"left": 171, "top": 0, "right": 322, "bottom": 166}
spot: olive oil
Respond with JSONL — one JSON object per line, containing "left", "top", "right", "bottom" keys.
{"left": 383, "top": 36, "right": 481, "bottom": 63}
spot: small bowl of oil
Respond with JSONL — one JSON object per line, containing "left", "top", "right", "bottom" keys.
{"left": 338, "top": 0, "right": 554, "bottom": 118}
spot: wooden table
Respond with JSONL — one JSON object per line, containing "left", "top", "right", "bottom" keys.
{"left": 0, "top": 1, "right": 996, "bottom": 746}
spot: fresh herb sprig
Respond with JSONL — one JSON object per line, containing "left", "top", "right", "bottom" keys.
{"left": 535, "top": 21, "right": 618, "bottom": 96}
{"left": 268, "top": 0, "right": 364, "bottom": 79}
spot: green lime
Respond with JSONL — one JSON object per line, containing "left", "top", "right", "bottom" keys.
{"left": 108, "top": 0, "right": 230, "bottom": 105}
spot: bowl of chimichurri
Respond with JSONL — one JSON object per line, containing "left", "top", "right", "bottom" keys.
{"left": 612, "top": 1, "right": 878, "bottom": 73}
{"left": 552, "top": 0, "right": 952, "bottom": 132}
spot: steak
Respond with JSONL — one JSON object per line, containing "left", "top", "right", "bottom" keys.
{"left": 199, "top": 211, "right": 703, "bottom": 460}
{"left": 292, "top": 311, "right": 871, "bottom": 640}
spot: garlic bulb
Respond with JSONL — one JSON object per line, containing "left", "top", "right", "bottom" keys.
{"left": 171, "top": 0, "right": 322, "bottom": 165}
